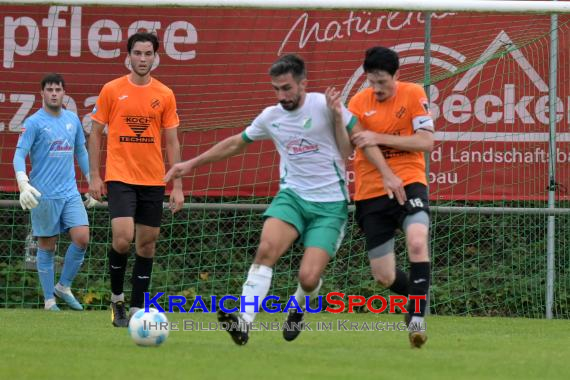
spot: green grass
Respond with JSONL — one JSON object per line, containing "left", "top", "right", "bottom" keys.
{"left": 0, "top": 310, "right": 568, "bottom": 379}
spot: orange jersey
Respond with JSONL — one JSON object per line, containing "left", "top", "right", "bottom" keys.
{"left": 348, "top": 82, "right": 432, "bottom": 201}
{"left": 91, "top": 75, "right": 179, "bottom": 186}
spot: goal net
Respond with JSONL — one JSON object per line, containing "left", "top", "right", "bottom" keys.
{"left": 1, "top": 0, "right": 569, "bottom": 318}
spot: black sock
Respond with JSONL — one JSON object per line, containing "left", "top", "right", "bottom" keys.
{"left": 108, "top": 247, "right": 128, "bottom": 296}
{"left": 130, "top": 255, "right": 153, "bottom": 308}
{"left": 389, "top": 268, "right": 410, "bottom": 296}
{"left": 408, "top": 262, "right": 430, "bottom": 316}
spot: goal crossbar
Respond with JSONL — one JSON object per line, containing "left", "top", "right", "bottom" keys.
{"left": 6, "top": 0, "right": 570, "bottom": 14}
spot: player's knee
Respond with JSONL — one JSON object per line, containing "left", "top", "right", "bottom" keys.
{"left": 374, "top": 271, "right": 395, "bottom": 289}
{"left": 255, "top": 240, "right": 277, "bottom": 264}
{"left": 407, "top": 237, "right": 428, "bottom": 258}
{"left": 137, "top": 241, "right": 156, "bottom": 257}
{"left": 113, "top": 238, "right": 131, "bottom": 253}
{"left": 72, "top": 235, "right": 89, "bottom": 250}
{"left": 298, "top": 270, "right": 320, "bottom": 292}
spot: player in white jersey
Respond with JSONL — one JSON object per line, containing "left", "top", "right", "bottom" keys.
{"left": 165, "top": 55, "right": 351, "bottom": 344}
{"left": 165, "top": 54, "right": 399, "bottom": 345}
{"left": 12, "top": 73, "right": 98, "bottom": 311}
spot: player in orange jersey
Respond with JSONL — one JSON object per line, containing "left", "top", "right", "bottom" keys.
{"left": 88, "top": 32, "right": 184, "bottom": 327}
{"left": 348, "top": 46, "right": 434, "bottom": 348}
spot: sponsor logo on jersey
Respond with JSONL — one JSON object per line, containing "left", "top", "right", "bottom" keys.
{"left": 286, "top": 138, "right": 319, "bottom": 156}
{"left": 120, "top": 115, "right": 155, "bottom": 143}
{"left": 48, "top": 139, "right": 73, "bottom": 156}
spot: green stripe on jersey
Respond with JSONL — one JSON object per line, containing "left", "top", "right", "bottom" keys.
{"left": 346, "top": 116, "right": 357, "bottom": 132}
{"left": 332, "top": 161, "right": 348, "bottom": 202}
{"left": 241, "top": 131, "right": 254, "bottom": 143}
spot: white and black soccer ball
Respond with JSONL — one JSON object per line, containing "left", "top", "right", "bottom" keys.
{"left": 128, "top": 308, "right": 169, "bottom": 347}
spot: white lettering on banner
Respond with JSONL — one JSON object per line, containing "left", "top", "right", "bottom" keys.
{"left": 429, "top": 145, "right": 570, "bottom": 164}
{"left": 3, "top": 16, "right": 39, "bottom": 69}
{"left": 8, "top": 94, "right": 35, "bottom": 131}
{"left": 429, "top": 85, "right": 566, "bottom": 126}
{"left": 42, "top": 6, "right": 67, "bottom": 56}
{"left": 429, "top": 172, "right": 457, "bottom": 185}
{"left": 88, "top": 19, "right": 122, "bottom": 59}
{"left": 278, "top": 11, "right": 455, "bottom": 55}
{"left": 164, "top": 21, "right": 198, "bottom": 60}
{"left": 2, "top": 6, "right": 198, "bottom": 69}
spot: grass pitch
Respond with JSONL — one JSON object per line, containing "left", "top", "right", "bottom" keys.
{"left": 0, "top": 310, "right": 568, "bottom": 380}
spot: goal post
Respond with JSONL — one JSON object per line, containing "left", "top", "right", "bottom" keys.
{"left": 0, "top": 1, "right": 569, "bottom": 319}
{"left": 6, "top": 0, "right": 570, "bottom": 13}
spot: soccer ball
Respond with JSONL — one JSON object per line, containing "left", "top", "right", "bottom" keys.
{"left": 128, "top": 308, "right": 170, "bottom": 347}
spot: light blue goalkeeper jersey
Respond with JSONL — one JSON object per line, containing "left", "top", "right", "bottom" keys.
{"left": 15, "top": 108, "right": 86, "bottom": 199}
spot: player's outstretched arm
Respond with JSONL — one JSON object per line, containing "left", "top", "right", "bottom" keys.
{"left": 87, "top": 121, "right": 106, "bottom": 201}
{"left": 164, "top": 133, "right": 249, "bottom": 182}
{"left": 350, "top": 123, "right": 406, "bottom": 205}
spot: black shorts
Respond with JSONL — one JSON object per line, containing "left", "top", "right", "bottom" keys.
{"left": 355, "top": 182, "right": 430, "bottom": 250}
{"left": 107, "top": 181, "right": 165, "bottom": 228}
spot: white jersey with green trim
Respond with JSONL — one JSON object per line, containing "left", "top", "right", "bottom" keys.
{"left": 243, "top": 92, "right": 356, "bottom": 202}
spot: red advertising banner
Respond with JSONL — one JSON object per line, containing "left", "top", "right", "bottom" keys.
{"left": 1, "top": 6, "right": 569, "bottom": 200}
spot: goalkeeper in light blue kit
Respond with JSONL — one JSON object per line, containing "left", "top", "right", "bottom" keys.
{"left": 12, "top": 73, "right": 98, "bottom": 311}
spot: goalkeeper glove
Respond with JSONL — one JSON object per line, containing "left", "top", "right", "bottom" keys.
{"left": 16, "top": 171, "right": 41, "bottom": 210}
{"left": 83, "top": 193, "right": 100, "bottom": 209}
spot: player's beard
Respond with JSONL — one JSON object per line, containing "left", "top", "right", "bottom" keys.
{"left": 280, "top": 93, "right": 302, "bottom": 111}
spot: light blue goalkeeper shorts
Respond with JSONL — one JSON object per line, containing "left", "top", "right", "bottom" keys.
{"left": 31, "top": 194, "right": 89, "bottom": 237}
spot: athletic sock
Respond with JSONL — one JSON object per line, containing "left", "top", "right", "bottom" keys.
{"left": 36, "top": 248, "right": 55, "bottom": 301}
{"left": 408, "top": 262, "right": 430, "bottom": 316}
{"left": 59, "top": 243, "right": 86, "bottom": 287}
{"left": 293, "top": 278, "right": 322, "bottom": 310}
{"left": 130, "top": 255, "right": 153, "bottom": 308}
{"left": 389, "top": 268, "right": 410, "bottom": 296}
{"left": 240, "top": 264, "right": 273, "bottom": 323}
{"left": 108, "top": 247, "right": 128, "bottom": 297}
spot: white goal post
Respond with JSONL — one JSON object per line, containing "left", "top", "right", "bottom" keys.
{"left": 5, "top": 0, "right": 570, "bottom": 13}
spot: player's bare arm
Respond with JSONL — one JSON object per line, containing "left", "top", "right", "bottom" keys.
{"left": 88, "top": 120, "right": 106, "bottom": 201}
{"left": 351, "top": 129, "right": 434, "bottom": 153}
{"left": 164, "top": 128, "right": 184, "bottom": 213}
{"left": 165, "top": 133, "right": 249, "bottom": 182}
{"left": 325, "top": 86, "right": 353, "bottom": 160}
{"left": 350, "top": 122, "right": 406, "bottom": 204}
